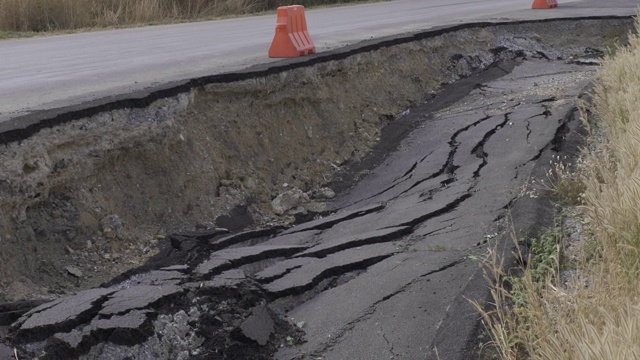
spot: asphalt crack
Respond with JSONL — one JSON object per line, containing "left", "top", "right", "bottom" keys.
{"left": 12, "top": 289, "right": 116, "bottom": 344}
{"left": 398, "top": 115, "right": 494, "bottom": 197}
{"left": 419, "top": 225, "right": 453, "bottom": 238}
{"left": 419, "top": 149, "right": 436, "bottom": 163}
{"left": 428, "top": 227, "right": 461, "bottom": 237}
{"left": 351, "top": 175, "right": 414, "bottom": 205}
{"left": 395, "top": 161, "right": 418, "bottom": 181}
{"left": 534, "top": 96, "right": 556, "bottom": 104}
{"left": 346, "top": 113, "right": 497, "bottom": 207}
{"left": 382, "top": 330, "right": 399, "bottom": 358}
{"left": 298, "top": 227, "right": 412, "bottom": 258}
{"left": 308, "top": 257, "right": 466, "bottom": 356}
{"left": 471, "top": 113, "right": 511, "bottom": 178}
{"left": 521, "top": 106, "right": 576, "bottom": 164}
{"left": 382, "top": 192, "right": 473, "bottom": 229}
{"left": 370, "top": 258, "right": 466, "bottom": 306}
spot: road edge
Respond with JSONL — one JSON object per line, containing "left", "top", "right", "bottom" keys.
{"left": 0, "top": 15, "right": 631, "bottom": 145}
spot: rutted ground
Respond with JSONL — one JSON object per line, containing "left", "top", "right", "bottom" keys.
{"left": 0, "top": 18, "right": 633, "bottom": 360}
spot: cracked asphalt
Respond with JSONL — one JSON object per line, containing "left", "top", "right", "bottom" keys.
{"left": 0, "top": 56, "right": 597, "bottom": 359}
{"left": 278, "top": 58, "right": 593, "bottom": 360}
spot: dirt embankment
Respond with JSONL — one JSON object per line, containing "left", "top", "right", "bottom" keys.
{"left": 0, "top": 18, "right": 631, "bottom": 302}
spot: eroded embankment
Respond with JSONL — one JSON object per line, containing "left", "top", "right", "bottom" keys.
{"left": 0, "top": 18, "right": 631, "bottom": 302}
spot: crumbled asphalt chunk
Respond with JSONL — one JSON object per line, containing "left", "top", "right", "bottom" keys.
{"left": 214, "top": 245, "right": 308, "bottom": 262}
{"left": 313, "top": 187, "right": 336, "bottom": 200}
{"left": 239, "top": 305, "right": 275, "bottom": 346}
{"left": 96, "top": 310, "right": 151, "bottom": 331}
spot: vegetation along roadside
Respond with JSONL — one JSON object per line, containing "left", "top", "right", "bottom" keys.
{"left": 474, "top": 15, "right": 640, "bottom": 360}
{"left": 0, "top": 0, "right": 378, "bottom": 36}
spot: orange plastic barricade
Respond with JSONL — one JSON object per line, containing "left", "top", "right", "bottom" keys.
{"left": 268, "top": 5, "right": 316, "bottom": 58}
{"left": 532, "top": 0, "right": 558, "bottom": 9}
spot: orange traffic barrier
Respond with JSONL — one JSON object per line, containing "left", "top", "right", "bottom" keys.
{"left": 268, "top": 5, "right": 316, "bottom": 58}
{"left": 532, "top": 0, "right": 558, "bottom": 9}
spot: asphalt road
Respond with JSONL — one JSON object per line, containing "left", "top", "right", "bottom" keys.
{"left": 0, "top": 0, "right": 636, "bottom": 124}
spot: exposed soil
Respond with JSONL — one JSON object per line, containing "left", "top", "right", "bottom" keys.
{"left": 0, "top": 17, "right": 631, "bottom": 308}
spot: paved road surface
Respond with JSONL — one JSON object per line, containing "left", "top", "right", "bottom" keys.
{"left": 0, "top": 0, "right": 636, "bottom": 123}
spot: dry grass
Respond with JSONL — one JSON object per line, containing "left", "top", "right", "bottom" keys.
{"left": 0, "top": 0, "right": 370, "bottom": 32}
{"left": 475, "top": 16, "right": 640, "bottom": 360}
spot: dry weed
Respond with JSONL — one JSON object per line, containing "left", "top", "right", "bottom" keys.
{"left": 0, "top": 0, "right": 371, "bottom": 32}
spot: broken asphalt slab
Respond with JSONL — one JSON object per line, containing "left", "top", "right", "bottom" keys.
{"left": 239, "top": 305, "right": 275, "bottom": 346}
{"left": 98, "top": 285, "right": 183, "bottom": 316}
{"left": 48, "top": 310, "right": 153, "bottom": 357}
{"left": 264, "top": 243, "right": 402, "bottom": 297}
{"left": 13, "top": 288, "right": 116, "bottom": 342}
